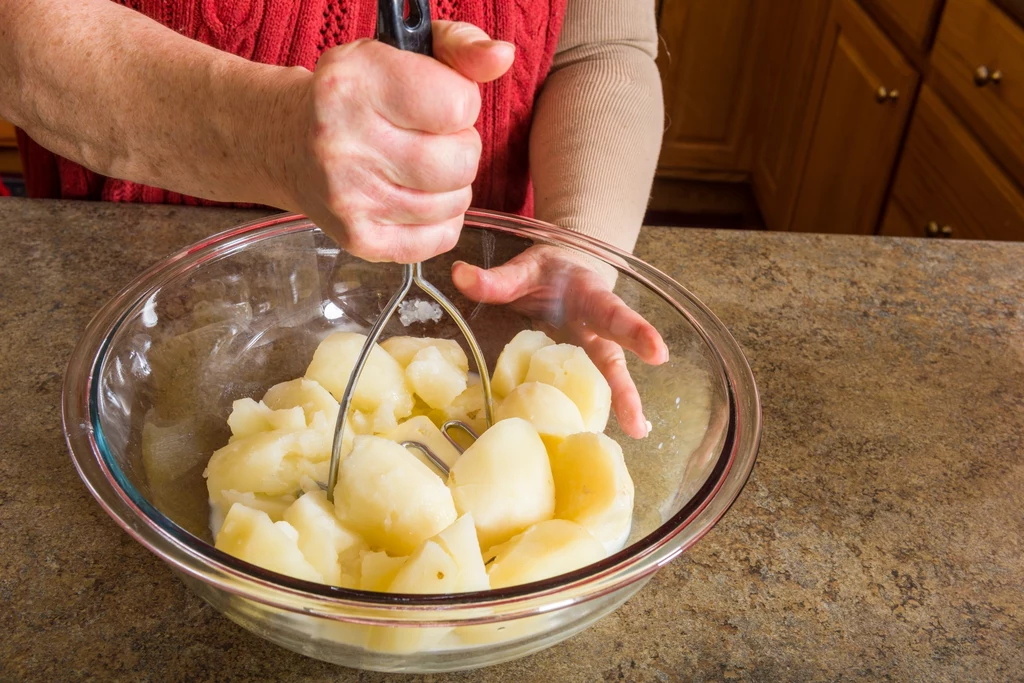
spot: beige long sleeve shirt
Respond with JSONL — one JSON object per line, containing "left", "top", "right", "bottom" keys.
{"left": 532, "top": 0, "right": 663, "bottom": 253}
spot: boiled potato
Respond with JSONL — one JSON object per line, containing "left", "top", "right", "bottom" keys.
{"left": 205, "top": 428, "right": 335, "bottom": 505}
{"left": 284, "top": 490, "right": 366, "bottom": 587}
{"left": 434, "top": 378, "right": 493, "bottom": 437}
{"left": 491, "top": 330, "right": 554, "bottom": 398}
{"left": 387, "top": 540, "right": 459, "bottom": 594}
{"left": 214, "top": 490, "right": 294, "bottom": 532}
{"left": 382, "top": 336, "right": 469, "bottom": 372}
{"left": 447, "top": 418, "right": 555, "bottom": 550}
{"left": 551, "top": 432, "right": 635, "bottom": 554}
{"left": 262, "top": 377, "right": 340, "bottom": 427}
{"left": 383, "top": 415, "right": 461, "bottom": 473}
{"left": 525, "top": 344, "right": 611, "bottom": 432}
{"left": 214, "top": 503, "right": 323, "bottom": 583}
{"left": 431, "top": 514, "right": 489, "bottom": 592}
{"left": 360, "top": 551, "right": 409, "bottom": 592}
{"left": 334, "top": 436, "right": 457, "bottom": 556}
{"left": 305, "top": 332, "right": 414, "bottom": 423}
{"left": 495, "top": 382, "right": 585, "bottom": 450}
{"left": 484, "top": 519, "right": 605, "bottom": 589}
{"left": 227, "top": 399, "right": 306, "bottom": 440}
{"left": 406, "top": 346, "right": 468, "bottom": 410}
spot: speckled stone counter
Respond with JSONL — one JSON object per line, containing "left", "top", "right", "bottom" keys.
{"left": 1, "top": 199, "right": 1021, "bottom": 682}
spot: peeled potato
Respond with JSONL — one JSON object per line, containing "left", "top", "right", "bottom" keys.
{"left": 383, "top": 415, "right": 461, "bottom": 473}
{"left": 284, "top": 490, "right": 366, "bottom": 587}
{"left": 432, "top": 514, "right": 489, "bottom": 592}
{"left": 491, "top": 330, "right": 555, "bottom": 398}
{"left": 227, "top": 399, "right": 306, "bottom": 440}
{"left": 406, "top": 346, "right": 468, "bottom": 410}
{"left": 447, "top": 418, "right": 555, "bottom": 550}
{"left": 525, "top": 344, "right": 611, "bottom": 432}
{"left": 262, "top": 378, "right": 340, "bottom": 427}
{"left": 387, "top": 540, "right": 460, "bottom": 594}
{"left": 382, "top": 336, "right": 469, "bottom": 373}
{"left": 305, "top": 332, "right": 413, "bottom": 423}
{"left": 484, "top": 519, "right": 605, "bottom": 589}
{"left": 551, "top": 432, "right": 635, "bottom": 554}
{"left": 205, "top": 428, "right": 336, "bottom": 505}
{"left": 495, "top": 382, "right": 585, "bottom": 450}
{"left": 215, "top": 490, "right": 294, "bottom": 528}
{"left": 334, "top": 436, "right": 457, "bottom": 556}
{"left": 435, "top": 379, "right": 493, "bottom": 437}
{"left": 360, "top": 551, "right": 408, "bottom": 592}
{"left": 215, "top": 503, "right": 323, "bottom": 583}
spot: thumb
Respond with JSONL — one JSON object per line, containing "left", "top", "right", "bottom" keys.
{"left": 451, "top": 253, "right": 539, "bottom": 304}
{"left": 432, "top": 20, "right": 514, "bottom": 83}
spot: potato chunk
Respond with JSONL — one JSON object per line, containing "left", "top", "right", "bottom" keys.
{"left": 305, "top": 332, "right": 413, "bottom": 424}
{"left": 495, "top": 382, "right": 585, "bottom": 450}
{"left": 381, "top": 336, "right": 469, "bottom": 372}
{"left": 405, "top": 346, "right": 468, "bottom": 410}
{"left": 284, "top": 491, "right": 366, "bottom": 587}
{"left": 551, "top": 432, "right": 635, "bottom": 553}
{"left": 227, "top": 399, "right": 306, "bottom": 440}
{"left": 525, "top": 344, "right": 612, "bottom": 432}
{"left": 431, "top": 514, "right": 490, "bottom": 592}
{"left": 214, "top": 503, "right": 323, "bottom": 583}
{"left": 360, "top": 551, "right": 409, "bottom": 592}
{"left": 484, "top": 519, "right": 605, "bottom": 589}
{"left": 447, "top": 418, "right": 555, "bottom": 550}
{"left": 383, "top": 415, "right": 461, "bottom": 473}
{"left": 262, "top": 377, "right": 340, "bottom": 427}
{"left": 333, "top": 436, "right": 457, "bottom": 556}
{"left": 205, "top": 429, "right": 334, "bottom": 505}
{"left": 491, "top": 330, "right": 555, "bottom": 398}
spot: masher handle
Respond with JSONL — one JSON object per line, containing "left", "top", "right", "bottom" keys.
{"left": 376, "top": 0, "right": 433, "bottom": 56}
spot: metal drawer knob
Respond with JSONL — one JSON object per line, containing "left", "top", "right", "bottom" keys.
{"left": 926, "top": 221, "right": 954, "bottom": 238}
{"left": 875, "top": 86, "right": 900, "bottom": 103}
{"left": 974, "top": 65, "right": 1004, "bottom": 87}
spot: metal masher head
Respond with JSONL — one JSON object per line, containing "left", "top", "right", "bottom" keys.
{"left": 325, "top": 263, "right": 495, "bottom": 501}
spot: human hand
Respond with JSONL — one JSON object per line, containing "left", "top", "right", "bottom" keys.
{"left": 451, "top": 246, "right": 670, "bottom": 439}
{"left": 276, "top": 22, "right": 514, "bottom": 263}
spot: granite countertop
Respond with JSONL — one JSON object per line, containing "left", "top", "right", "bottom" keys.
{"left": 1, "top": 199, "right": 1021, "bottom": 681}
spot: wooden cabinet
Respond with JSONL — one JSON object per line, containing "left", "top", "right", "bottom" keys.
{"left": 0, "top": 118, "right": 19, "bottom": 175}
{"left": 860, "top": 0, "right": 943, "bottom": 54}
{"left": 751, "top": 0, "right": 833, "bottom": 232}
{"left": 757, "top": 0, "right": 919, "bottom": 235}
{"left": 656, "top": 0, "right": 763, "bottom": 179}
{"left": 881, "top": 85, "right": 1024, "bottom": 240}
{"left": 931, "top": 0, "right": 1024, "bottom": 189}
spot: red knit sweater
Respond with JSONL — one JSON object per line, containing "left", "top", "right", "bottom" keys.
{"left": 17, "top": 0, "right": 566, "bottom": 216}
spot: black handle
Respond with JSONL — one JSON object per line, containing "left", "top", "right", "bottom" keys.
{"left": 376, "top": 0, "right": 432, "bottom": 56}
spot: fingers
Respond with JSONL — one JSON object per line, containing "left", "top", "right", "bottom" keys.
{"left": 326, "top": 214, "right": 464, "bottom": 264}
{"left": 378, "top": 126, "right": 481, "bottom": 192}
{"left": 432, "top": 21, "right": 515, "bottom": 83}
{"left": 368, "top": 42, "right": 481, "bottom": 134}
{"left": 570, "top": 329, "right": 650, "bottom": 440}
{"left": 450, "top": 251, "right": 544, "bottom": 304}
{"left": 566, "top": 276, "right": 670, "bottom": 365}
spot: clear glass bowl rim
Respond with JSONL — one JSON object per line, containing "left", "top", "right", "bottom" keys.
{"left": 62, "top": 210, "right": 761, "bottom": 626}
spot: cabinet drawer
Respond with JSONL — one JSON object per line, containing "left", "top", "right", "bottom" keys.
{"left": 931, "top": 0, "right": 1024, "bottom": 188}
{"left": 881, "top": 85, "right": 1024, "bottom": 240}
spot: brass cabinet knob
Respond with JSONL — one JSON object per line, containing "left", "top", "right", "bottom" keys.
{"left": 940, "top": 225, "right": 954, "bottom": 238}
{"left": 925, "top": 222, "right": 954, "bottom": 238}
{"left": 876, "top": 86, "right": 899, "bottom": 103}
{"left": 974, "top": 65, "right": 1004, "bottom": 87}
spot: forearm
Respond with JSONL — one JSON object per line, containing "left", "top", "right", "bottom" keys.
{"left": 0, "top": 0, "right": 305, "bottom": 206}
{"left": 529, "top": 0, "right": 663, "bottom": 254}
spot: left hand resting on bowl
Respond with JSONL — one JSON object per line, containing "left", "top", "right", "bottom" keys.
{"left": 451, "top": 246, "right": 669, "bottom": 439}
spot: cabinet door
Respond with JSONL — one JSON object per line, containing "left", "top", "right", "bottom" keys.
{"left": 751, "top": 0, "right": 834, "bottom": 231}
{"left": 788, "top": 0, "right": 920, "bottom": 234}
{"left": 881, "top": 85, "right": 1024, "bottom": 241}
{"left": 0, "top": 118, "right": 19, "bottom": 175}
{"left": 656, "top": 0, "right": 762, "bottom": 178}
{"left": 859, "top": 0, "right": 942, "bottom": 53}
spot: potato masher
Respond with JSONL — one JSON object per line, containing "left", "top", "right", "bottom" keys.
{"left": 326, "top": 0, "right": 493, "bottom": 501}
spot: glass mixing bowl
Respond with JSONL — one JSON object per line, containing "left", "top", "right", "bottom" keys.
{"left": 62, "top": 210, "right": 760, "bottom": 673}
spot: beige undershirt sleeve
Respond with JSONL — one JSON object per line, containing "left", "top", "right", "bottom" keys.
{"left": 529, "top": 0, "right": 663, "bottom": 254}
